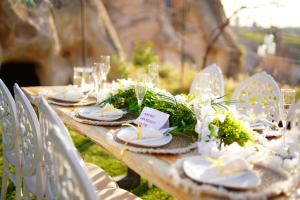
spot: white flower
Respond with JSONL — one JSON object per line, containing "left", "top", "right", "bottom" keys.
{"left": 197, "top": 140, "right": 220, "bottom": 158}
{"left": 175, "top": 95, "right": 188, "bottom": 105}
{"left": 216, "top": 113, "right": 226, "bottom": 123}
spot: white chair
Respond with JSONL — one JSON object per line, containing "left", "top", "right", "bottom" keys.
{"left": 38, "top": 98, "right": 140, "bottom": 200}
{"left": 232, "top": 72, "right": 283, "bottom": 123}
{"left": 190, "top": 63, "right": 224, "bottom": 97}
{"left": 0, "top": 80, "right": 22, "bottom": 200}
{"left": 14, "top": 84, "right": 44, "bottom": 200}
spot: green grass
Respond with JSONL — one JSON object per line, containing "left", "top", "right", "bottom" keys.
{"left": 0, "top": 128, "right": 174, "bottom": 199}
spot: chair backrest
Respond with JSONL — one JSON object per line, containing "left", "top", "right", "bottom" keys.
{"left": 38, "top": 98, "right": 74, "bottom": 146}
{"left": 38, "top": 99, "right": 98, "bottom": 200}
{"left": 190, "top": 63, "right": 224, "bottom": 97}
{"left": 232, "top": 72, "right": 283, "bottom": 122}
{"left": 13, "top": 84, "right": 44, "bottom": 198}
{"left": 287, "top": 100, "right": 300, "bottom": 130}
{"left": 0, "top": 79, "right": 18, "bottom": 153}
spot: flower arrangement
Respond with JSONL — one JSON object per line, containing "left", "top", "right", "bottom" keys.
{"left": 99, "top": 79, "right": 198, "bottom": 139}
{"left": 100, "top": 79, "right": 254, "bottom": 145}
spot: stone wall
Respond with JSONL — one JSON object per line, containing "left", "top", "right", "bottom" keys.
{"left": 103, "top": 0, "right": 241, "bottom": 74}
{"left": 0, "top": 0, "right": 123, "bottom": 85}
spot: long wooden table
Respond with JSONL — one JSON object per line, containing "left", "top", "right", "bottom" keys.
{"left": 23, "top": 86, "right": 200, "bottom": 200}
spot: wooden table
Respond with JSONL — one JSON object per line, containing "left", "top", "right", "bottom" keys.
{"left": 23, "top": 86, "right": 199, "bottom": 200}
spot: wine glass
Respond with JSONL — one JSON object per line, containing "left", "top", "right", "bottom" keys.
{"left": 281, "top": 88, "right": 296, "bottom": 149}
{"left": 73, "top": 66, "right": 84, "bottom": 87}
{"left": 81, "top": 67, "right": 95, "bottom": 94}
{"left": 148, "top": 63, "right": 159, "bottom": 86}
{"left": 135, "top": 74, "right": 148, "bottom": 113}
{"left": 93, "top": 63, "right": 104, "bottom": 103}
{"left": 99, "top": 56, "right": 111, "bottom": 89}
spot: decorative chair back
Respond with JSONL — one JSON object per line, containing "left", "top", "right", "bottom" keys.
{"left": 38, "top": 98, "right": 98, "bottom": 200}
{"left": 190, "top": 63, "right": 224, "bottom": 97}
{"left": 286, "top": 100, "right": 300, "bottom": 131}
{"left": 13, "top": 84, "right": 44, "bottom": 199}
{"left": 0, "top": 79, "right": 22, "bottom": 199}
{"left": 232, "top": 72, "right": 283, "bottom": 122}
{"left": 0, "top": 80, "right": 18, "bottom": 154}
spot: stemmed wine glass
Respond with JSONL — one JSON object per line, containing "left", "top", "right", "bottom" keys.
{"left": 100, "top": 56, "right": 111, "bottom": 86}
{"left": 281, "top": 88, "right": 296, "bottom": 148}
{"left": 135, "top": 74, "right": 149, "bottom": 113}
{"left": 148, "top": 63, "right": 159, "bottom": 86}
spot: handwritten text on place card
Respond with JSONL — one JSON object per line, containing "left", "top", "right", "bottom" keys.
{"left": 134, "top": 107, "right": 169, "bottom": 130}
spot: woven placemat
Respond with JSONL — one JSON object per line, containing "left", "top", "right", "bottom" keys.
{"left": 48, "top": 97, "right": 96, "bottom": 107}
{"left": 71, "top": 111, "right": 136, "bottom": 126}
{"left": 169, "top": 157, "right": 299, "bottom": 199}
{"left": 113, "top": 132, "right": 197, "bottom": 154}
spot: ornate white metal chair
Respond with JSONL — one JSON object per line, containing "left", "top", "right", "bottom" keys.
{"left": 38, "top": 98, "right": 140, "bottom": 200}
{"left": 232, "top": 72, "right": 283, "bottom": 123}
{"left": 190, "top": 63, "right": 225, "bottom": 97}
{"left": 0, "top": 80, "right": 22, "bottom": 200}
{"left": 13, "top": 84, "right": 44, "bottom": 200}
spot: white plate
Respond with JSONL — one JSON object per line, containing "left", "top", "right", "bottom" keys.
{"left": 116, "top": 127, "right": 172, "bottom": 147}
{"left": 77, "top": 106, "right": 124, "bottom": 121}
{"left": 50, "top": 94, "right": 85, "bottom": 103}
{"left": 183, "top": 156, "right": 261, "bottom": 189}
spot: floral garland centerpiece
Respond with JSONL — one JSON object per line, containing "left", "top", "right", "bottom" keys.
{"left": 99, "top": 79, "right": 254, "bottom": 146}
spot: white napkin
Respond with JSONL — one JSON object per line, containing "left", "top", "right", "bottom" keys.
{"left": 202, "top": 156, "right": 252, "bottom": 179}
{"left": 123, "top": 127, "right": 164, "bottom": 141}
{"left": 94, "top": 104, "right": 124, "bottom": 117}
{"left": 51, "top": 86, "right": 85, "bottom": 100}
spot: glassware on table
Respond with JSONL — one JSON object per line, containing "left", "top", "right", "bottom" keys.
{"left": 281, "top": 88, "right": 296, "bottom": 149}
{"left": 73, "top": 66, "right": 84, "bottom": 86}
{"left": 148, "top": 63, "right": 159, "bottom": 86}
{"left": 281, "top": 88, "right": 296, "bottom": 120}
{"left": 93, "top": 63, "right": 105, "bottom": 103}
{"left": 99, "top": 56, "right": 111, "bottom": 89}
{"left": 81, "top": 67, "right": 95, "bottom": 93}
{"left": 135, "top": 74, "right": 149, "bottom": 113}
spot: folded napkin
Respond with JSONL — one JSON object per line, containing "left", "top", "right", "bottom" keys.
{"left": 95, "top": 104, "right": 124, "bottom": 117}
{"left": 50, "top": 86, "right": 85, "bottom": 100}
{"left": 202, "top": 156, "right": 252, "bottom": 179}
{"left": 122, "top": 127, "right": 164, "bottom": 141}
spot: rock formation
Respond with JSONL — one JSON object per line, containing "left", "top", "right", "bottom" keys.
{"left": 0, "top": 0, "right": 123, "bottom": 85}
{"left": 103, "top": 0, "right": 241, "bottom": 74}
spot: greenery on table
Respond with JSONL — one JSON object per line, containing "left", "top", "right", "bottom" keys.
{"left": 100, "top": 88, "right": 198, "bottom": 139}
{"left": 211, "top": 111, "right": 254, "bottom": 146}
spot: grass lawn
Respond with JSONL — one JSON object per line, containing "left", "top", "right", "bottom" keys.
{"left": 0, "top": 128, "right": 174, "bottom": 200}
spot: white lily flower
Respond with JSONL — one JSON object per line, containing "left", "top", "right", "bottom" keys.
{"left": 216, "top": 113, "right": 226, "bottom": 123}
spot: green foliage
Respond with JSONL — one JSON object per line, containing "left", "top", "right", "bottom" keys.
{"left": 211, "top": 112, "right": 254, "bottom": 146}
{"left": 132, "top": 42, "right": 160, "bottom": 67}
{"left": 100, "top": 88, "right": 198, "bottom": 139}
{"left": 111, "top": 55, "right": 129, "bottom": 79}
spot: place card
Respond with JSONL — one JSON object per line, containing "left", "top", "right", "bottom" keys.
{"left": 134, "top": 107, "right": 169, "bottom": 130}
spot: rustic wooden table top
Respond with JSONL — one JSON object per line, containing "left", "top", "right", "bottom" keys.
{"left": 22, "top": 86, "right": 201, "bottom": 200}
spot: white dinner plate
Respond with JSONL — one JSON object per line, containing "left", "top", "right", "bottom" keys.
{"left": 49, "top": 94, "right": 85, "bottom": 103}
{"left": 77, "top": 106, "right": 124, "bottom": 121}
{"left": 183, "top": 156, "right": 261, "bottom": 189}
{"left": 116, "top": 127, "right": 173, "bottom": 147}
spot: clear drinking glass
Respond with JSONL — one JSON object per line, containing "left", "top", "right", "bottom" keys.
{"left": 282, "top": 88, "right": 296, "bottom": 119}
{"left": 281, "top": 88, "right": 296, "bottom": 149}
{"left": 135, "top": 74, "right": 148, "bottom": 113}
{"left": 148, "top": 63, "right": 159, "bottom": 86}
{"left": 99, "top": 56, "right": 111, "bottom": 88}
{"left": 73, "top": 66, "right": 84, "bottom": 86}
{"left": 81, "top": 67, "right": 95, "bottom": 93}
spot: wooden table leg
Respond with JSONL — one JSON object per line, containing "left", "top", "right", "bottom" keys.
{"left": 117, "top": 168, "right": 141, "bottom": 190}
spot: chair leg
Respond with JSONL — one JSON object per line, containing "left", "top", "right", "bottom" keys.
{"left": 22, "top": 179, "right": 30, "bottom": 200}
{"left": 15, "top": 172, "right": 22, "bottom": 200}
{"left": 0, "top": 173, "right": 8, "bottom": 200}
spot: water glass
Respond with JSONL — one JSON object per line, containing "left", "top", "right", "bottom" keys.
{"left": 148, "top": 63, "right": 159, "bottom": 86}
{"left": 73, "top": 66, "right": 84, "bottom": 86}
{"left": 81, "top": 67, "right": 95, "bottom": 93}
{"left": 281, "top": 88, "right": 296, "bottom": 120}
{"left": 99, "top": 56, "right": 111, "bottom": 88}
{"left": 135, "top": 74, "right": 149, "bottom": 113}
